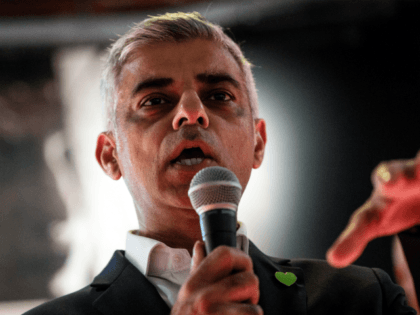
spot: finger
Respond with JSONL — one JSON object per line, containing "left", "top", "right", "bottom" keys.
{"left": 326, "top": 200, "right": 382, "bottom": 268}
{"left": 191, "top": 240, "right": 206, "bottom": 274}
{"left": 372, "top": 159, "right": 419, "bottom": 191}
{"left": 218, "top": 271, "right": 260, "bottom": 305}
{"left": 191, "top": 272, "right": 260, "bottom": 308}
{"left": 371, "top": 161, "right": 403, "bottom": 190}
{"left": 198, "top": 302, "right": 263, "bottom": 315}
{"left": 191, "top": 246, "right": 253, "bottom": 285}
{"left": 373, "top": 161, "right": 419, "bottom": 200}
{"left": 197, "top": 271, "right": 259, "bottom": 305}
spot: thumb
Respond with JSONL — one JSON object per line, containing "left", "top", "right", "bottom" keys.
{"left": 190, "top": 240, "right": 206, "bottom": 273}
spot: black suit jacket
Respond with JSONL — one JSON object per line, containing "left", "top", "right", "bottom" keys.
{"left": 24, "top": 240, "right": 416, "bottom": 315}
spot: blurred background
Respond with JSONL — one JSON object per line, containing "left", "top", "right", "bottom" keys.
{"left": 0, "top": 0, "right": 419, "bottom": 313}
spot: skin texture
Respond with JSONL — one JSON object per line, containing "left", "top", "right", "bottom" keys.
{"left": 95, "top": 38, "right": 267, "bottom": 256}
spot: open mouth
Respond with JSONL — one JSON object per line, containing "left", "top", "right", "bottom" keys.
{"left": 172, "top": 147, "right": 208, "bottom": 166}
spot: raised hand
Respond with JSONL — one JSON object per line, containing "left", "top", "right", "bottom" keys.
{"left": 327, "top": 150, "right": 420, "bottom": 268}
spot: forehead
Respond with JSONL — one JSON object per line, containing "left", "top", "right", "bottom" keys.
{"left": 120, "top": 38, "right": 245, "bottom": 87}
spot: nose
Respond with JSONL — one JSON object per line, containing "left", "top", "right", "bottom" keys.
{"left": 172, "top": 91, "right": 209, "bottom": 130}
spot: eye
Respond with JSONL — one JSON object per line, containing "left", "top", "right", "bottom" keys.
{"left": 142, "top": 97, "right": 168, "bottom": 107}
{"left": 209, "top": 92, "right": 232, "bottom": 102}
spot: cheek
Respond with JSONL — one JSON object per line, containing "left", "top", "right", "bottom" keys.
{"left": 214, "top": 113, "right": 254, "bottom": 155}
{"left": 116, "top": 129, "right": 143, "bottom": 171}
{"left": 234, "top": 106, "right": 245, "bottom": 118}
{"left": 118, "top": 126, "right": 167, "bottom": 177}
{"left": 223, "top": 127, "right": 254, "bottom": 167}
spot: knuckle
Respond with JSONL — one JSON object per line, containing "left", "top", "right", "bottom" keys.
{"left": 238, "top": 271, "right": 259, "bottom": 288}
{"left": 215, "top": 246, "right": 234, "bottom": 268}
{"left": 402, "top": 160, "right": 417, "bottom": 179}
{"left": 245, "top": 255, "right": 253, "bottom": 270}
{"left": 373, "top": 162, "right": 392, "bottom": 183}
{"left": 250, "top": 274, "right": 261, "bottom": 302}
{"left": 251, "top": 273, "right": 259, "bottom": 288}
{"left": 230, "top": 272, "right": 249, "bottom": 287}
{"left": 181, "top": 281, "right": 195, "bottom": 297}
{"left": 214, "top": 245, "right": 231, "bottom": 255}
{"left": 212, "top": 245, "right": 230, "bottom": 259}
{"left": 195, "top": 291, "right": 213, "bottom": 313}
{"left": 360, "top": 206, "right": 382, "bottom": 226}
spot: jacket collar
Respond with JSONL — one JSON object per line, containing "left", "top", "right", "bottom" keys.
{"left": 91, "top": 250, "right": 170, "bottom": 315}
{"left": 249, "top": 240, "right": 307, "bottom": 315}
{"left": 90, "top": 242, "right": 306, "bottom": 315}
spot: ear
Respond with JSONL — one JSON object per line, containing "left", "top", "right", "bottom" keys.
{"left": 252, "top": 118, "right": 267, "bottom": 169}
{"left": 95, "top": 131, "right": 122, "bottom": 180}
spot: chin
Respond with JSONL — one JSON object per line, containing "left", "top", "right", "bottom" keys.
{"left": 170, "top": 191, "right": 195, "bottom": 210}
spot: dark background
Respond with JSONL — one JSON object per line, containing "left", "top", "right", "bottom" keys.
{"left": 230, "top": 0, "right": 420, "bottom": 277}
{"left": 0, "top": 0, "right": 419, "bottom": 302}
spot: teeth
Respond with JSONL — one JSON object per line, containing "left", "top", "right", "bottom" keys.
{"left": 176, "top": 158, "right": 204, "bottom": 166}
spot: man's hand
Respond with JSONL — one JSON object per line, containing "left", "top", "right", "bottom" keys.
{"left": 171, "top": 241, "right": 263, "bottom": 315}
{"left": 327, "top": 150, "right": 420, "bottom": 268}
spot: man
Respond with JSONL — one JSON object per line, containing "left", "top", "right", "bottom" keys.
{"left": 25, "top": 12, "right": 419, "bottom": 314}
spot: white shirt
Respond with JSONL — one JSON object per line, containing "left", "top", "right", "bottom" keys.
{"left": 125, "top": 221, "right": 249, "bottom": 308}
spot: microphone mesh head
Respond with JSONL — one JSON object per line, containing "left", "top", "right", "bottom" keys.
{"left": 188, "top": 166, "right": 242, "bottom": 214}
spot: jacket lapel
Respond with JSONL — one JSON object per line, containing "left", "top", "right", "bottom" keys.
{"left": 90, "top": 250, "right": 170, "bottom": 315}
{"left": 249, "top": 241, "right": 307, "bottom": 315}
{"left": 90, "top": 245, "right": 307, "bottom": 315}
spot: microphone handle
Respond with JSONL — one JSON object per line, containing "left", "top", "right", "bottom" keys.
{"left": 199, "top": 209, "right": 237, "bottom": 255}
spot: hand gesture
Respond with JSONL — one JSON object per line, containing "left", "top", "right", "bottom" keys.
{"left": 171, "top": 241, "right": 263, "bottom": 315}
{"left": 327, "top": 150, "right": 420, "bottom": 268}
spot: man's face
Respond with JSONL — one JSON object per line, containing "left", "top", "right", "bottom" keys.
{"left": 103, "top": 38, "right": 265, "bottom": 212}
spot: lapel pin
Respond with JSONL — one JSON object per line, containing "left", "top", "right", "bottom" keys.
{"left": 275, "top": 271, "right": 297, "bottom": 286}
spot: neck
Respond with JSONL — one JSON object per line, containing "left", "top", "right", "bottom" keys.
{"left": 134, "top": 202, "right": 240, "bottom": 256}
{"left": 135, "top": 204, "right": 202, "bottom": 256}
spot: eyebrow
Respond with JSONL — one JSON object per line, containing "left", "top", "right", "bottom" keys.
{"left": 131, "top": 72, "right": 241, "bottom": 98}
{"left": 196, "top": 72, "right": 240, "bottom": 89}
{"left": 131, "top": 77, "right": 173, "bottom": 98}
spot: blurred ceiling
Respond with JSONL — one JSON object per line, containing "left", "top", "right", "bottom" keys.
{"left": 0, "top": 0, "right": 406, "bottom": 47}
{"left": 0, "top": 0, "right": 208, "bottom": 17}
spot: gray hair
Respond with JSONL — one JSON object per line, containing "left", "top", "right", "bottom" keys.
{"left": 101, "top": 12, "right": 259, "bottom": 132}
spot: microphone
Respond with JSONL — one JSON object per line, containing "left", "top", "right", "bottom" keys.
{"left": 188, "top": 166, "right": 242, "bottom": 255}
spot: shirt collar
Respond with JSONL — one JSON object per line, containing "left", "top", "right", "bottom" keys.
{"left": 125, "top": 221, "right": 249, "bottom": 277}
